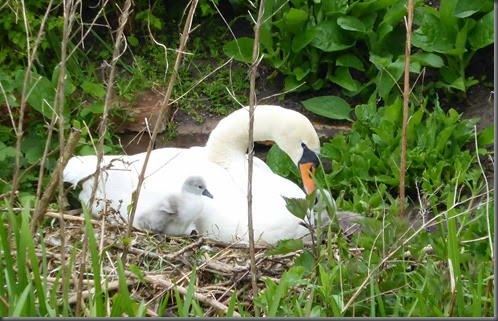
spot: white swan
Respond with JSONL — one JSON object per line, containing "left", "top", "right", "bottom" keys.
{"left": 64, "top": 105, "right": 321, "bottom": 244}
{"left": 135, "top": 175, "right": 213, "bottom": 236}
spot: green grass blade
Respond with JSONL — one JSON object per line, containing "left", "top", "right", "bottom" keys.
{"left": 0, "top": 206, "right": 17, "bottom": 308}
{"left": 226, "top": 291, "right": 237, "bottom": 317}
{"left": 11, "top": 283, "right": 32, "bottom": 317}
{"left": 157, "top": 292, "right": 170, "bottom": 317}
{"left": 21, "top": 204, "right": 48, "bottom": 316}
{"left": 182, "top": 265, "right": 197, "bottom": 317}
{"left": 82, "top": 204, "right": 104, "bottom": 315}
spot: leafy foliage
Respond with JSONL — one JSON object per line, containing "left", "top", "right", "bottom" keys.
{"left": 225, "top": 0, "right": 494, "bottom": 104}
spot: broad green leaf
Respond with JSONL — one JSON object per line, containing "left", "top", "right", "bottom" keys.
{"left": 266, "top": 239, "right": 304, "bottom": 256}
{"left": 284, "top": 8, "right": 308, "bottom": 33}
{"left": 453, "top": 0, "right": 484, "bottom": 18}
{"left": 301, "top": 95, "right": 352, "bottom": 121}
{"left": 81, "top": 81, "right": 106, "bottom": 99}
{"left": 52, "top": 65, "right": 76, "bottom": 98}
{"left": 283, "top": 197, "right": 308, "bottom": 220}
{"left": 337, "top": 16, "right": 366, "bottom": 32}
{"left": 321, "top": 0, "right": 348, "bottom": 15}
{"left": 336, "top": 54, "right": 364, "bottom": 71}
{"left": 468, "top": 11, "right": 494, "bottom": 50}
{"left": 292, "top": 28, "right": 317, "bottom": 52}
{"left": 14, "top": 70, "right": 56, "bottom": 119}
{"left": 294, "top": 62, "right": 311, "bottom": 81}
{"left": 223, "top": 37, "right": 254, "bottom": 63}
{"left": 293, "top": 250, "right": 315, "bottom": 274}
{"left": 330, "top": 67, "right": 360, "bottom": 92}
{"left": 478, "top": 124, "right": 494, "bottom": 147}
{"left": 127, "top": 36, "right": 139, "bottom": 46}
{"left": 311, "top": 20, "right": 355, "bottom": 52}
{"left": 410, "top": 52, "right": 444, "bottom": 68}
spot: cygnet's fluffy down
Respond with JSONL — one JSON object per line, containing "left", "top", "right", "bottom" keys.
{"left": 135, "top": 176, "right": 213, "bottom": 236}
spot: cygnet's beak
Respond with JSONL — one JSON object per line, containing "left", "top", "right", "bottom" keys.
{"left": 202, "top": 189, "right": 214, "bottom": 199}
{"left": 299, "top": 143, "right": 320, "bottom": 195}
{"left": 299, "top": 162, "right": 316, "bottom": 194}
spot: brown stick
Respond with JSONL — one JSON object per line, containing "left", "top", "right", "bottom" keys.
{"left": 399, "top": 0, "right": 414, "bottom": 219}
{"left": 246, "top": 1, "right": 266, "bottom": 317}
{"left": 10, "top": 0, "right": 54, "bottom": 202}
{"left": 44, "top": 211, "right": 100, "bottom": 225}
{"left": 135, "top": 272, "right": 239, "bottom": 316}
{"left": 30, "top": 128, "right": 81, "bottom": 233}
{"left": 123, "top": 0, "right": 199, "bottom": 260}
{"left": 75, "top": 0, "right": 132, "bottom": 315}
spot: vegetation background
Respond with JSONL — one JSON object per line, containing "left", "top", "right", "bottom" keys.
{"left": 0, "top": 0, "right": 494, "bottom": 317}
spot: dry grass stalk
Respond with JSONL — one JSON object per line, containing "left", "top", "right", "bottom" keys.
{"left": 30, "top": 128, "right": 81, "bottom": 233}
{"left": 399, "top": 0, "right": 414, "bottom": 219}
{"left": 246, "top": 1, "right": 266, "bottom": 316}
{"left": 124, "top": 0, "right": 199, "bottom": 259}
{"left": 75, "top": 0, "right": 133, "bottom": 314}
{"left": 10, "top": 0, "right": 54, "bottom": 203}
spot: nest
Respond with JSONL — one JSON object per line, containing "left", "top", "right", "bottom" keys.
{"left": 38, "top": 206, "right": 331, "bottom": 317}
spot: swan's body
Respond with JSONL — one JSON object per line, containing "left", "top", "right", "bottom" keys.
{"left": 135, "top": 176, "right": 213, "bottom": 236}
{"left": 64, "top": 105, "right": 321, "bottom": 244}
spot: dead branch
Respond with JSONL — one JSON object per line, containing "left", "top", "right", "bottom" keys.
{"left": 77, "top": 0, "right": 132, "bottom": 315}
{"left": 124, "top": 0, "right": 199, "bottom": 259}
{"left": 246, "top": 1, "right": 266, "bottom": 316}
{"left": 30, "top": 128, "right": 81, "bottom": 233}
{"left": 399, "top": 0, "right": 414, "bottom": 219}
{"left": 10, "top": 0, "right": 54, "bottom": 202}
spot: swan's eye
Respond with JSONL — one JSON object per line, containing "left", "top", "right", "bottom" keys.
{"left": 301, "top": 142, "right": 306, "bottom": 148}
{"left": 198, "top": 185, "right": 203, "bottom": 189}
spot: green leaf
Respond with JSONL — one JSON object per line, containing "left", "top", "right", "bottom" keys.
{"left": 330, "top": 67, "right": 360, "bottom": 92}
{"left": 478, "top": 124, "right": 494, "bottom": 147}
{"left": 81, "top": 81, "right": 106, "bottom": 99}
{"left": 410, "top": 52, "right": 444, "bottom": 68}
{"left": 468, "top": 11, "right": 494, "bottom": 50}
{"left": 337, "top": 16, "right": 366, "bottom": 32}
{"left": 223, "top": 37, "right": 254, "bottom": 63}
{"left": 14, "top": 70, "right": 56, "bottom": 119}
{"left": 266, "top": 239, "right": 304, "bottom": 256}
{"left": 294, "top": 62, "right": 311, "bottom": 81}
{"left": 453, "top": 0, "right": 484, "bottom": 18}
{"left": 283, "top": 197, "right": 308, "bottom": 220}
{"left": 293, "top": 249, "right": 316, "bottom": 274}
{"left": 127, "top": 36, "right": 139, "bottom": 46}
{"left": 284, "top": 8, "right": 308, "bottom": 33}
{"left": 336, "top": 54, "right": 365, "bottom": 71}
{"left": 301, "top": 95, "right": 352, "bottom": 121}
{"left": 292, "top": 28, "right": 317, "bottom": 52}
{"left": 311, "top": 20, "right": 355, "bottom": 52}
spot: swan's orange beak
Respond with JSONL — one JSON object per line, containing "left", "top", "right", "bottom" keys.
{"left": 299, "top": 162, "right": 316, "bottom": 195}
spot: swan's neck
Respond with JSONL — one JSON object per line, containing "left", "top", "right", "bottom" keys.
{"left": 206, "top": 106, "right": 277, "bottom": 169}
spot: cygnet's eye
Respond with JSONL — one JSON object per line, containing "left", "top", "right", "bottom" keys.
{"left": 198, "top": 185, "right": 203, "bottom": 189}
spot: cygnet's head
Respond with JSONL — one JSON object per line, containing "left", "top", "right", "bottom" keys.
{"left": 182, "top": 176, "right": 214, "bottom": 199}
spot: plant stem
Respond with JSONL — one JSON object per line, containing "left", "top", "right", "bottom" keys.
{"left": 399, "top": 0, "right": 414, "bottom": 219}
{"left": 123, "top": 0, "right": 199, "bottom": 260}
{"left": 247, "top": 0, "right": 265, "bottom": 317}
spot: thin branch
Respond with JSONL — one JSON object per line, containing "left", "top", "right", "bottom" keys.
{"left": 10, "top": 0, "right": 54, "bottom": 202}
{"left": 399, "top": 0, "right": 414, "bottom": 219}
{"left": 75, "top": 0, "right": 132, "bottom": 315}
{"left": 123, "top": 0, "right": 199, "bottom": 260}
{"left": 247, "top": 0, "right": 265, "bottom": 317}
{"left": 30, "top": 128, "right": 81, "bottom": 232}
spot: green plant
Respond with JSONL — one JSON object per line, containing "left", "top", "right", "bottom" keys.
{"left": 224, "top": 0, "right": 494, "bottom": 104}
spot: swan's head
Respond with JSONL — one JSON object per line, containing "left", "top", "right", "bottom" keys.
{"left": 183, "top": 176, "right": 214, "bottom": 199}
{"left": 272, "top": 111, "right": 321, "bottom": 195}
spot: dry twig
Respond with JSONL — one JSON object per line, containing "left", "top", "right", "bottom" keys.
{"left": 246, "top": 1, "right": 266, "bottom": 316}
{"left": 399, "top": 0, "right": 414, "bottom": 219}
{"left": 124, "top": 0, "right": 199, "bottom": 259}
